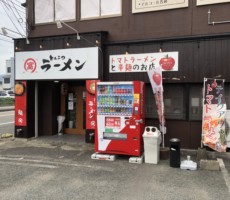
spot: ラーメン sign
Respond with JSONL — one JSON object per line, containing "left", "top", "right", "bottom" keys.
{"left": 15, "top": 47, "right": 99, "bottom": 80}
{"left": 110, "top": 52, "right": 178, "bottom": 73}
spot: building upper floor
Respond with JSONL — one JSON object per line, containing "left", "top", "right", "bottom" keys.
{"left": 1, "top": 57, "right": 14, "bottom": 91}
{"left": 26, "top": 0, "right": 230, "bottom": 42}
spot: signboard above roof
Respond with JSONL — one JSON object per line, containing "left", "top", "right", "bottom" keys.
{"left": 197, "top": 0, "right": 230, "bottom": 6}
{"left": 132, "top": 0, "right": 189, "bottom": 13}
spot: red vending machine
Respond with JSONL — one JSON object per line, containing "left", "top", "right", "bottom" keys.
{"left": 95, "top": 81, "right": 145, "bottom": 156}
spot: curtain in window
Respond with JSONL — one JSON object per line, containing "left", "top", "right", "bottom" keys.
{"left": 81, "top": 0, "right": 100, "bottom": 19}
{"left": 55, "top": 0, "right": 76, "bottom": 21}
{"left": 101, "top": 0, "right": 121, "bottom": 16}
{"left": 35, "top": 0, "right": 54, "bottom": 24}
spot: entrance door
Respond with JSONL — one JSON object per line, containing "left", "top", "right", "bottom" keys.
{"left": 61, "top": 85, "right": 85, "bottom": 134}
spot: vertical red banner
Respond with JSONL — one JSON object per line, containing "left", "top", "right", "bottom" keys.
{"left": 15, "top": 81, "right": 27, "bottom": 126}
{"left": 147, "top": 68, "right": 165, "bottom": 130}
{"left": 86, "top": 80, "right": 99, "bottom": 129}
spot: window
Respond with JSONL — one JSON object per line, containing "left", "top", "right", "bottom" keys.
{"left": 4, "top": 78, "right": 10, "bottom": 84}
{"left": 7, "top": 67, "right": 11, "bottom": 73}
{"left": 146, "top": 84, "right": 186, "bottom": 120}
{"left": 189, "top": 85, "right": 203, "bottom": 121}
{"left": 35, "top": 0, "right": 76, "bottom": 24}
{"left": 164, "top": 85, "right": 186, "bottom": 120}
{"left": 81, "top": 0, "right": 122, "bottom": 20}
{"left": 189, "top": 84, "right": 230, "bottom": 121}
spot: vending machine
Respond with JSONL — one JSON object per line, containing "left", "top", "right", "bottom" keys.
{"left": 95, "top": 81, "right": 145, "bottom": 156}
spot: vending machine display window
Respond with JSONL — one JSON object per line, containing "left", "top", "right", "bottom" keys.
{"left": 97, "top": 84, "right": 134, "bottom": 116}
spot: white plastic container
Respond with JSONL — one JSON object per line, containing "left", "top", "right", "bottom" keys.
{"left": 180, "top": 156, "right": 197, "bottom": 170}
{"left": 143, "top": 126, "right": 162, "bottom": 164}
{"left": 57, "top": 115, "right": 65, "bottom": 135}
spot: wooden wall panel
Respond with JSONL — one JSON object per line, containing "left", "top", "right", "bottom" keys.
{"left": 104, "top": 37, "right": 230, "bottom": 83}
{"left": 147, "top": 119, "right": 202, "bottom": 149}
{"left": 28, "top": 0, "right": 230, "bottom": 42}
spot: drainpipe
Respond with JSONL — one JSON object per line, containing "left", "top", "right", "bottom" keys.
{"left": 35, "top": 81, "right": 38, "bottom": 138}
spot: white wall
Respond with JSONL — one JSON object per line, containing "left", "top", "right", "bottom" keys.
{"left": 2, "top": 57, "right": 14, "bottom": 90}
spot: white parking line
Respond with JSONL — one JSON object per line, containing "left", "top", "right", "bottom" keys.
{"left": 0, "top": 156, "right": 114, "bottom": 172}
{"left": 0, "top": 161, "right": 58, "bottom": 169}
{"left": 0, "top": 121, "right": 14, "bottom": 126}
{"left": 217, "top": 158, "right": 230, "bottom": 194}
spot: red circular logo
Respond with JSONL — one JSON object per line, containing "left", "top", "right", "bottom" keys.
{"left": 24, "top": 58, "right": 37, "bottom": 73}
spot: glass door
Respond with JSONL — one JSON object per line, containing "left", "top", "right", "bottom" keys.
{"left": 61, "top": 84, "right": 85, "bottom": 135}
{"left": 66, "top": 92, "right": 76, "bottom": 128}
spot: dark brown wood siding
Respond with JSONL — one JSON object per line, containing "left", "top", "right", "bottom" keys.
{"left": 18, "top": 0, "right": 230, "bottom": 149}
{"left": 27, "top": 0, "right": 230, "bottom": 42}
{"left": 104, "top": 36, "right": 230, "bottom": 83}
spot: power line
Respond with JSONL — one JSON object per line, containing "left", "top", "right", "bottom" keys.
{"left": 0, "top": 32, "right": 14, "bottom": 38}
{"left": 0, "top": 0, "right": 25, "bottom": 14}
{"left": 1, "top": 0, "right": 26, "bottom": 22}
{"left": 0, "top": 1, "right": 25, "bottom": 37}
{"left": 14, "top": 0, "right": 25, "bottom": 5}
{"left": 6, "top": 0, "right": 26, "bottom": 34}
{"left": 9, "top": 0, "right": 26, "bottom": 18}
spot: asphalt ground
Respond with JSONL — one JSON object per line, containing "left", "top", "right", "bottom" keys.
{"left": 0, "top": 106, "right": 15, "bottom": 112}
{"left": 0, "top": 134, "right": 229, "bottom": 200}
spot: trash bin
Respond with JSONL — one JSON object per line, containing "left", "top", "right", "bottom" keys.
{"left": 169, "top": 138, "right": 181, "bottom": 168}
{"left": 143, "top": 126, "right": 162, "bottom": 164}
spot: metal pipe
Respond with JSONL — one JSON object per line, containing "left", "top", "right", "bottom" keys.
{"left": 56, "top": 20, "right": 80, "bottom": 40}
{"left": 208, "top": 9, "right": 211, "bottom": 24}
{"left": 208, "top": 9, "right": 230, "bottom": 25}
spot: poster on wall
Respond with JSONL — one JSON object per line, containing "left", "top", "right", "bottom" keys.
{"left": 132, "top": 0, "right": 189, "bottom": 13}
{"left": 110, "top": 52, "right": 178, "bottom": 73}
{"left": 202, "top": 78, "right": 227, "bottom": 152}
{"left": 15, "top": 81, "right": 27, "bottom": 127}
{"left": 197, "top": 0, "right": 230, "bottom": 6}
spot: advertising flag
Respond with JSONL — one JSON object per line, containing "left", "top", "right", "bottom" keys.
{"left": 202, "top": 78, "right": 227, "bottom": 152}
{"left": 147, "top": 67, "right": 165, "bottom": 146}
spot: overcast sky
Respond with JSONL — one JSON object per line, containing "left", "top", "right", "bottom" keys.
{"left": 0, "top": 0, "right": 25, "bottom": 75}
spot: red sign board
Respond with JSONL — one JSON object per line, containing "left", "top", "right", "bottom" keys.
{"left": 15, "top": 81, "right": 27, "bottom": 126}
{"left": 86, "top": 80, "right": 99, "bottom": 129}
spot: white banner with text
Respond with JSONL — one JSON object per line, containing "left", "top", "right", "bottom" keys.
{"left": 15, "top": 47, "right": 99, "bottom": 80}
{"left": 110, "top": 52, "right": 178, "bottom": 73}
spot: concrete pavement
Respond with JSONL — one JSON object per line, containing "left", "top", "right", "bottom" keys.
{"left": 0, "top": 134, "right": 229, "bottom": 199}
